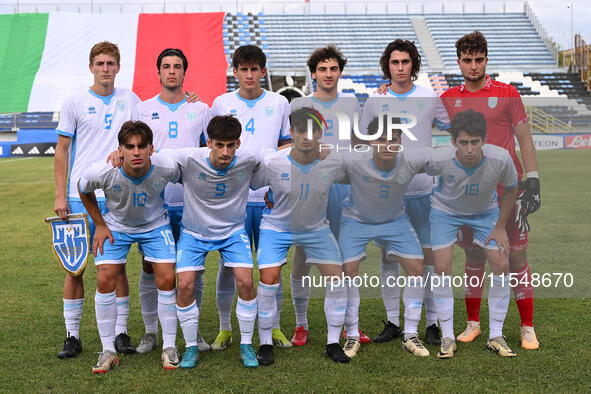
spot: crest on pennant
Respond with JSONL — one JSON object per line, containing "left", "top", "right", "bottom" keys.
{"left": 44, "top": 213, "right": 90, "bottom": 276}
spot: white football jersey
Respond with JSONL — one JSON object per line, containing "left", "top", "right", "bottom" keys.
{"left": 132, "top": 95, "right": 208, "bottom": 207}
{"left": 425, "top": 145, "right": 518, "bottom": 216}
{"left": 341, "top": 148, "right": 432, "bottom": 224}
{"left": 78, "top": 154, "right": 179, "bottom": 233}
{"left": 57, "top": 88, "right": 140, "bottom": 200}
{"left": 162, "top": 148, "right": 264, "bottom": 240}
{"left": 290, "top": 93, "right": 361, "bottom": 148}
{"left": 360, "top": 85, "right": 450, "bottom": 196}
{"left": 208, "top": 89, "right": 291, "bottom": 203}
{"left": 257, "top": 149, "right": 346, "bottom": 233}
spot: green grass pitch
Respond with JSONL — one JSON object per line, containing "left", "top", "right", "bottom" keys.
{"left": 0, "top": 150, "right": 589, "bottom": 392}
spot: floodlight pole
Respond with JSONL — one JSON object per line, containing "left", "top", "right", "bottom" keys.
{"left": 570, "top": 2, "right": 574, "bottom": 68}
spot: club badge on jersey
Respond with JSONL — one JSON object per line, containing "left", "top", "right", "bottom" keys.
{"left": 44, "top": 213, "right": 90, "bottom": 276}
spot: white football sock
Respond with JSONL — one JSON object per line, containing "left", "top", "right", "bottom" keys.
{"left": 193, "top": 274, "right": 204, "bottom": 310}
{"left": 139, "top": 270, "right": 158, "bottom": 335}
{"left": 273, "top": 275, "right": 283, "bottom": 330}
{"left": 257, "top": 282, "right": 278, "bottom": 345}
{"left": 423, "top": 265, "right": 438, "bottom": 327}
{"left": 63, "top": 298, "right": 83, "bottom": 339}
{"left": 432, "top": 274, "right": 454, "bottom": 339}
{"left": 158, "top": 289, "right": 177, "bottom": 349}
{"left": 403, "top": 278, "right": 425, "bottom": 337}
{"left": 290, "top": 274, "right": 310, "bottom": 329}
{"left": 216, "top": 259, "right": 235, "bottom": 332}
{"left": 344, "top": 279, "right": 360, "bottom": 338}
{"left": 115, "top": 296, "right": 129, "bottom": 336}
{"left": 324, "top": 280, "right": 347, "bottom": 345}
{"left": 95, "top": 290, "right": 116, "bottom": 353}
{"left": 488, "top": 274, "right": 510, "bottom": 339}
{"left": 380, "top": 260, "right": 400, "bottom": 326}
{"left": 236, "top": 297, "right": 257, "bottom": 344}
{"left": 177, "top": 300, "right": 199, "bottom": 348}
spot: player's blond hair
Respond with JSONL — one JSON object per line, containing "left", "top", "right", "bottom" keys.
{"left": 89, "top": 41, "right": 121, "bottom": 65}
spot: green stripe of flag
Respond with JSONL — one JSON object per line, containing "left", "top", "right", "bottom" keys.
{"left": 0, "top": 14, "right": 48, "bottom": 112}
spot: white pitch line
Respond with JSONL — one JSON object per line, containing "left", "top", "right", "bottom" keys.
{"left": 0, "top": 157, "right": 34, "bottom": 164}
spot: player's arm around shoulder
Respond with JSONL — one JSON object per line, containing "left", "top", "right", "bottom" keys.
{"left": 151, "top": 152, "right": 181, "bottom": 184}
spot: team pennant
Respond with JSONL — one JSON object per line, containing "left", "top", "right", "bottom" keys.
{"left": 44, "top": 213, "right": 90, "bottom": 276}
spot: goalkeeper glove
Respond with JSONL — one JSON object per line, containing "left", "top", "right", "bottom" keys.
{"left": 514, "top": 174, "right": 541, "bottom": 234}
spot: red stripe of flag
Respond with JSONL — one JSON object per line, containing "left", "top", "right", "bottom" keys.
{"left": 133, "top": 12, "right": 228, "bottom": 106}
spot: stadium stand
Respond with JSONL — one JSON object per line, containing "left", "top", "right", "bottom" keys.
{"left": 254, "top": 14, "right": 427, "bottom": 72}
{"left": 425, "top": 13, "right": 556, "bottom": 68}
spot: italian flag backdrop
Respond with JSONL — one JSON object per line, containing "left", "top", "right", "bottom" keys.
{"left": 0, "top": 12, "right": 228, "bottom": 112}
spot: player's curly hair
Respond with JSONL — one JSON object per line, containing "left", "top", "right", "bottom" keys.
{"left": 118, "top": 121, "right": 153, "bottom": 146}
{"left": 89, "top": 41, "right": 120, "bottom": 65}
{"left": 367, "top": 115, "right": 402, "bottom": 138}
{"left": 449, "top": 109, "right": 487, "bottom": 140}
{"left": 232, "top": 45, "right": 266, "bottom": 69}
{"left": 307, "top": 45, "right": 347, "bottom": 74}
{"left": 455, "top": 31, "right": 488, "bottom": 58}
{"left": 157, "top": 48, "right": 188, "bottom": 71}
{"left": 207, "top": 115, "right": 242, "bottom": 141}
{"left": 380, "top": 39, "right": 421, "bottom": 82}
{"left": 290, "top": 107, "right": 324, "bottom": 135}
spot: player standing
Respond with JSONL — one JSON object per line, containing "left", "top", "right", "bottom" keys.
{"left": 365, "top": 39, "right": 450, "bottom": 345}
{"left": 131, "top": 48, "right": 210, "bottom": 353}
{"left": 78, "top": 121, "right": 180, "bottom": 373}
{"left": 441, "top": 32, "right": 541, "bottom": 349}
{"left": 426, "top": 109, "right": 518, "bottom": 358}
{"left": 255, "top": 107, "right": 350, "bottom": 365}
{"left": 208, "top": 45, "right": 292, "bottom": 350}
{"left": 165, "top": 115, "right": 264, "bottom": 368}
{"left": 338, "top": 116, "right": 431, "bottom": 358}
{"left": 289, "top": 46, "right": 366, "bottom": 346}
{"left": 53, "top": 42, "right": 140, "bottom": 358}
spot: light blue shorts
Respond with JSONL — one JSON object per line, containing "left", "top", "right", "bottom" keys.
{"left": 167, "top": 206, "right": 184, "bottom": 243}
{"left": 256, "top": 227, "right": 342, "bottom": 268}
{"left": 94, "top": 224, "right": 176, "bottom": 265}
{"left": 404, "top": 194, "right": 431, "bottom": 248}
{"left": 176, "top": 229, "right": 253, "bottom": 273}
{"left": 339, "top": 214, "right": 424, "bottom": 263}
{"left": 430, "top": 207, "right": 500, "bottom": 251}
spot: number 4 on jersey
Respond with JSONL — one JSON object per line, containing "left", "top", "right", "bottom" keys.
{"left": 245, "top": 118, "right": 255, "bottom": 135}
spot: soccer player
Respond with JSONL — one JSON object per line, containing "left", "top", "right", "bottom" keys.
{"left": 208, "top": 45, "right": 292, "bottom": 350}
{"left": 78, "top": 121, "right": 180, "bottom": 373}
{"left": 53, "top": 41, "right": 140, "bottom": 358}
{"left": 426, "top": 109, "right": 518, "bottom": 358}
{"left": 441, "top": 31, "right": 541, "bottom": 349}
{"left": 165, "top": 115, "right": 264, "bottom": 368}
{"left": 131, "top": 48, "right": 210, "bottom": 354}
{"left": 365, "top": 39, "right": 450, "bottom": 345}
{"left": 255, "top": 107, "right": 350, "bottom": 365}
{"left": 289, "top": 46, "right": 365, "bottom": 346}
{"left": 338, "top": 116, "right": 431, "bottom": 358}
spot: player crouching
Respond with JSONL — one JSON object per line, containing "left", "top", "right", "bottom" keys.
{"left": 79, "top": 121, "right": 180, "bottom": 373}
{"left": 426, "top": 110, "right": 518, "bottom": 358}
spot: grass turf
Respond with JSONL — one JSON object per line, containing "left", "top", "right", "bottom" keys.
{"left": 0, "top": 150, "right": 589, "bottom": 392}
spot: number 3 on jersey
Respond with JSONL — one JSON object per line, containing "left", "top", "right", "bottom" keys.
{"left": 245, "top": 118, "right": 255, "bottom": 135}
